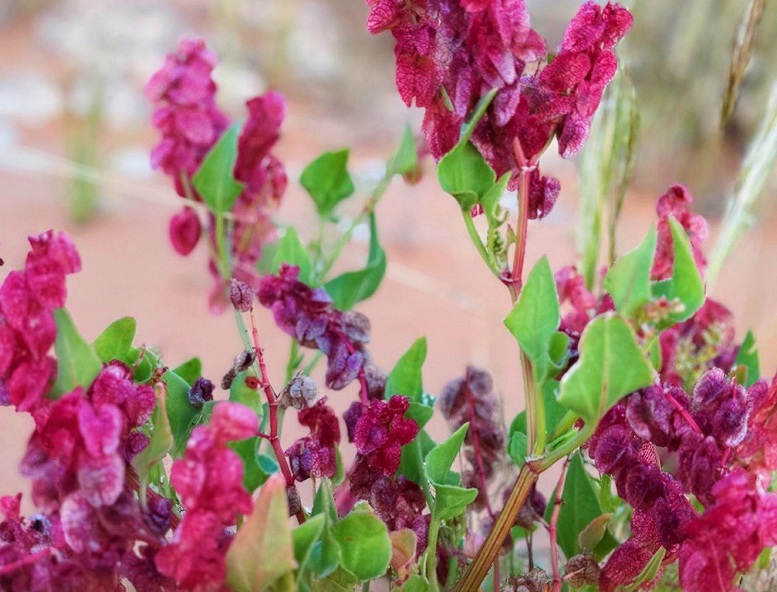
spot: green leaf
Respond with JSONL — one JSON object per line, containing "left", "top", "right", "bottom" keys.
{"left": 385, "top": 337, "right": 427, "bottom": 400}
{"left": 651, "top": 217, "right": 705, "bottom": 324}
{"left": 172, "top": 357, "right": 202, "bottom": 386}
{"left": 604, "top": 226, "right": 656, "bottom": 318}
{"left": 300, "top": 149, "right": 355, "bottom": 218}
{"left": 163, "top": 370, "right": 201, "bottom": 457}
{"left": 93, "top": 316, "right": 136, "bottom": 363}
{"left": 316, "top": 568, "right": 358, "bottom": 592}
{"left": 616, "top": 547, "right": 666, "bottom": 592}
{"left": 229, "top": 437, "right": 273, "bottom": 492}
{"left": 480, "top": 171, "right": 511, "bottom": 218}
{"left": 308, "top": 478, "right": 343, "bottom": 578}
{"left": 388, "top": 124, "right": 419, "bottom": 176}
{"left": 557, "top": 314, "right": 654, "bottom": 425}
{"left": 193, "top": 122, "right": 244, "bottom": 214}
{"left": 293, "top": 514, "right": 326, "bottom": 577}
{"left": 405, "top": 401, "right": 434, "bottom": 428}
{"left": 132, "top": 383, "right": 173, "bottom": 489}
{"left": 425, "top": 424, "right": 478, "bottom": 521}
{"left": 508, "top": 431, "right": 528, "bottom": 467}
{"left": 437, "top": 89, "right": 498, "bottom": 210}
{"left": 226, "top": 475, "right": 297, "bottom": 592}
{"left": 273, "top": 228, "right": 313, "bottom": 284}
{"left": 324, "top": 213, "right": 386, "bottom": 310}
{"left": 545, "top": 453, "right": 616, "bottom": 560}
{"left": 230, "top": 371, "right": 264, "bottom": 417}
{"left": 578, "top": 513, "right": 613, "bottom": 556}
{"left": 504, "top": 256, "right": 561, "bottom": 381}
{"left": 52, "top": 308, "right": 102, "bottom": 397}
{"left": 331, "top": 502, "right": 392, "bottom": 581}
{"left": 397, "top": 575, "right": 430, "bottom": 592}
{"left": 438, "top": 142, "right": 495, "bottom": 210}
{"left": 735, "top": 330, "right": 760, "bottom": 387}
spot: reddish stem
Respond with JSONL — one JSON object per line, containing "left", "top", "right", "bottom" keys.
{"left": 462, "top": 378, "right": 495, "bottom": 520}
{"left": 549, "top": 458, "right": 570, "bottom": 592}
{"left": 664, "top": 390, "right": 702, "bottom": 434}
{"left": 510, "top": 137, "right": 536, "bottom": 293}
{"left": 248, "top": 308, "right": 307, "bottom": 524}
{"left": 0, "top": 549, "right": 52, "bottom": 576}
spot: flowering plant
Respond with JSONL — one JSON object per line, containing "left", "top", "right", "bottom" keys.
{"left": 2, "top": 2, "right": 777, "bottom": 592}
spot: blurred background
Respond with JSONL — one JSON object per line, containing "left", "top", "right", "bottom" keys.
{"left": 1, "top": 0, "right": 777, "bottom": 508}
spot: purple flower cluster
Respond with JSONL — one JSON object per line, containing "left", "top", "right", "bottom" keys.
{"left": 367, "top": 0, "right": 631, "bottom": 218}
{"left": 286, "top": 398, "right": 341, "bottom": 482}
{"left": 147, "top": 40, "right": 287, "bottom": 313}
{"left": 0, "top": 231, "right": 81, "bottom": 422}
{"left": 258, "top": 264, "right": 384, "bottom": 394}
{"left": 155, "top": 402, "right": 257, "bottom": 591}
{"left": 588, "top": 364, "right": 772, "bottom": 591}
{"left": 439, "top": 366, "right": 506, "bottom": 512}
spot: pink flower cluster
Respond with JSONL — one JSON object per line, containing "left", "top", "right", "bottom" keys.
{"left": 347, "top": 398, "right": 427, "bottom": 553}
{"left": 367, "top": 0, "right": 631, "bottom": 218}
{"left": 651, "top": 185, "right": 708, "bottom": 280}
{"left": 156, "top": 402, "right": 258, "bottom": 591}
{"left": 147, "top": 40, "right": 287, "bottom": 312}
{"left": 0, "top": 231, "right": 81, "bottom": 421}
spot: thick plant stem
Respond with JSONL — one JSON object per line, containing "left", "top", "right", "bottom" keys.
{"left": 549, "top": 458, "right": 570, "bottom": 592}
{"left": 453, "top": 464, "right": 538, "bottom": 592}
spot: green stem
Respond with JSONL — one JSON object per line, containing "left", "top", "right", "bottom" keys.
{"left": 462, "top": 210, "right": 500, "bottom": 277}
{"left": 549, "top": 411, "right": 579, "bottom": 442}
{"left": 285, "top": 339, "right": 300, "bottom": 383}
{"left": 317, "top": 171, "right": 393, "bottom": 281}
{"left": 427, "top": 517, "right": 442, "bottom": 592}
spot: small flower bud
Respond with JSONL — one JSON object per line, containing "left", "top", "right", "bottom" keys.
{"left": 230, "top": 279, "right": 254, "bottom": 312}
{"left": 188, "top": 377, "right": 215, "bottom": 408}
{"left": 564, "top": 554, "right": 601, "bottom": 588}
{"left": 340, "top": 311, "right": 371, "bottom": 345}
{"left": 286, "top": 485, "right": 302, "bottom": 517}
{"left": 169, "top": 208, "right": 202, "bottom": 256}
{"left": 232, "top": 349, "right": 256, "bottom": 373}
{"left": 284, "top": 374, "right": 319, "bottom": 410}
{"left": 221, "top": 367, "right": 237, "bottom": 390}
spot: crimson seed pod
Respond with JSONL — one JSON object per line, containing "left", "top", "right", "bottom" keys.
{"left": 230, "top": 279, "right": 255, "bottom": 312}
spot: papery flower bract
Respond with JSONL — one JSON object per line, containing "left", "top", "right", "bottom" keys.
{"left": 353, "top": 396, "right": 418, "bottom": 476}
{"left": 651, "top": 184, "right": 708, "bottom": 280}
{"left": 258, "top": 264, "right": 380, "bottom": 392}
{"left": 678, "top": 470, "right": 777, "bottom": 592}
{"left": 146, "top": 38, "right": 228, "bottom": 198}
{"left": 286, "top": 398, "right": 341, "bottom": 482}
{"left": 1, "top": 231, "right": 81, "bottom": 421}
{"left": 169, "top": 207, "right": 202, "bottom": 256}
{"left": 157, "top": 402, "right": 256, "bottom": 591}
